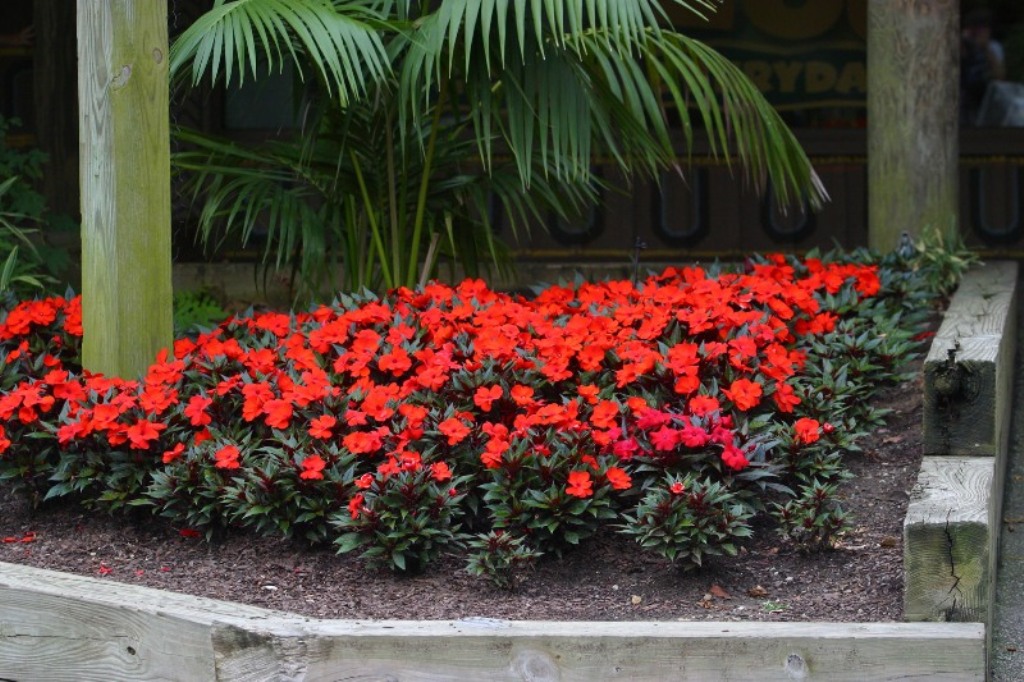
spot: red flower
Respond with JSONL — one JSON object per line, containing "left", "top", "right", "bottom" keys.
{"left": 794, "top": 417, "right": 821, "bottom": 444}
{"left": 565, "top": 470, "right": 593, "bottom": 498}
{"left": 309, "top": 414, "right": 337, "bottom": 439}
{"left": 720, "top": 443, "right": 749, "bottom": 471}
{"left": 343, "top": 431, "right": 382, "bottom": 454}
{"left": 605, "top": 467, "right": 632, "bottom": 491}
{"left": 438, "top": 417, "right": 471, "bottom": 446}
{"left": 263, "top": 399, "right": 293, "bottom": 429}
{"left": 722, "top": 378, "right": 763, "bottom": 411}
{"left": 430, "top": 461, "right": 453, "bottom": 482}
{"left": 184, "top": 395, "right": 213, "bottom": 427}
{"left": 510, "top": 384, "right": 535, "bottom": 406}
{"left": 669, "top": 481, "right": 685, "bottom": 495}
{"left": 688, "top": 395, "right": 719, "bottom": 416}
{"left": 214, "top": 444, "right": 241, "bottom": 470}
{"left": 162, "top": 443, "right": 185, "bottom": 464}
{"left": 126, "top": 419, "right": 167, "bottom": 450}
{"left": 649, "top": 426, "right": 680, "bottom": 452}
{"left": 299, "top": 454, "right": 326, "bottom": 480}
{"left": 354, "top": 473, "right": 374, "bottom": 489}
{"left": 348, "top": 493, "right": 365, "bottom": 519}
{"left": 473, "top": 385, "right": 503, "bottom": 412}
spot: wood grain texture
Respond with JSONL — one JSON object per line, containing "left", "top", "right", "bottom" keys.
{"left": 904, "top": 456, "right": 994, "bottom": 623}
{"left": 0, "top": 561, "right": 985, "bottom": 681}
{"left": 77, "top": 0, "right": 173, "bottom": 378}
{"left": 867, "top": 0, "right": 959, "bottom": 251}
{"left": 923, "top": 262, "right": 1019, "bottom": 456}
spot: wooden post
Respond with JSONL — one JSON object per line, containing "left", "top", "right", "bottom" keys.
{"left": 867, "top": 0, "right": 959, "bottom": 252}
{"left": 77, "top": 0, "right": 173, "bottom": 378}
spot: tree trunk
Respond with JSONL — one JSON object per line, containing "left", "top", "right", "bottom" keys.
{"left": 867, "top": 0, "right": 959, "bottom": 252}
{"left": 77, "top": 0, "right": 173, "bottom": 378}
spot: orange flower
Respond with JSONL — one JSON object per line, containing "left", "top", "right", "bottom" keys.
{"left": 377, "top": 346, "right": 412, "bottom": 376}
{"left": 577, "top": 384, "right": 599, "bottom": 405}
{"left": 722, "top": 378, "right": 762, "bottom": 411}
{"left": 438, "top": 417, "right": 471, "bottom": 445}
{"left": 772, "top": 381, "right": 801, "bottom": 413}
{"left": 510, "top": 384, "right": 535, "bottom": 406}
{"left": 309, "top": 414, "right": 337, "bottom": 439}
{"left": 688, "top": 395, "right": 719, "bottom": 416}
{"left": 590, "top": 399, "right": 620, "bottom": 429}
{"left": 565, "top": 470, "right": 593, "bottom": 498}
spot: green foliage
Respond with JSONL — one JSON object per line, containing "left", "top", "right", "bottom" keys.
{"left": 0, "top": 118, "right": 73, "bottom": 301}
{"left": 173, "top": 288, "right": 229, "bottom": 335}
{"left": 170, "top": 0, "right": 823, "bottom": 299}
{"left": 478, "top": 433, "right": 620, "bottom": 557}
{"left": 909, "top": 223, "right": 980, "bottom": 300}
{"left": 331, "top": 468, "right": 471, "bottom": 573}
{"left": 465, "top": 530, "right": 541, "bottom": 589}
{"left": 619, "top": 474, "right": 754, "bottom": 569}
{"left": 770, "top": 480, "right": 851, "bottom": 552}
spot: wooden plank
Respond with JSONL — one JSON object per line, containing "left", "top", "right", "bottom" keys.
{"left": 77, "top": 0, "right": 173, "bottom": 378}
{"left": 213, "top": 619, "right": 984, "bottom": 682}
{"left": 0, "top": 562, "right": 985, "bottom": 681}
{"left": 904, "top": 456, "right": 995, "bottom": 623}
{"left": 923, "top": 261, "right": 1018, "bottom": 456}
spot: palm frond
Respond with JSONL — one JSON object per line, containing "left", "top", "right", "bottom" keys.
{"left": 169, "top": 0, "right": 391, "bottom": 105}
{"left": 645, "top": 32, "right": 828, "bottom": 208}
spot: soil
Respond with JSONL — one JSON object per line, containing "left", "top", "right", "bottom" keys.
{"left": 0, "top": 367, "right": 924, "bottom": 624}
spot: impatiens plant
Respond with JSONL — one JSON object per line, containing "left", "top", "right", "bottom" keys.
{"left": 0, "top": 248, "right": 943, "bottom": 581}
{"left": 620, "top": 474, "right": 754, "bottom": 568}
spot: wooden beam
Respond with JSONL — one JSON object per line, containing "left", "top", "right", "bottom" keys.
{"left": 867, "top": 0, "right": 959, "bottom": 251}
{"left": 904, "top": 456, "right": 995, "bottom": 623}
{"left": 923, "top": 262, "right": 1018, "bottom": 456}
{"left": 0, "top": 561, "right": 986, "bottom": 681}
{"left": 77, "top": 0, "right": 173, "bottom": 378}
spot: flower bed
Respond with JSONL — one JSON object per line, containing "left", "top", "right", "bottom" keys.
{"left": 0, "top": 252, "right": 937, "bottom": 586}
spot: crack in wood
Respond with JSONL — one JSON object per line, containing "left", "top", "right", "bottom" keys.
{"left": 942, "top": 511, "right": 965, "bottom": 620}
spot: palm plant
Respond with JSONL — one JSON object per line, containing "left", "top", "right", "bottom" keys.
{"left": 171, "top": 0, "right": 825, "bottom": 298}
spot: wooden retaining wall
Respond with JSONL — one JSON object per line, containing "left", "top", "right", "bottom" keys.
{"left": 0, "top": 562, "right": 984, "bottom": 681}
{"left": 908, "top": 261, "right": 1018, "bottom": 631}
